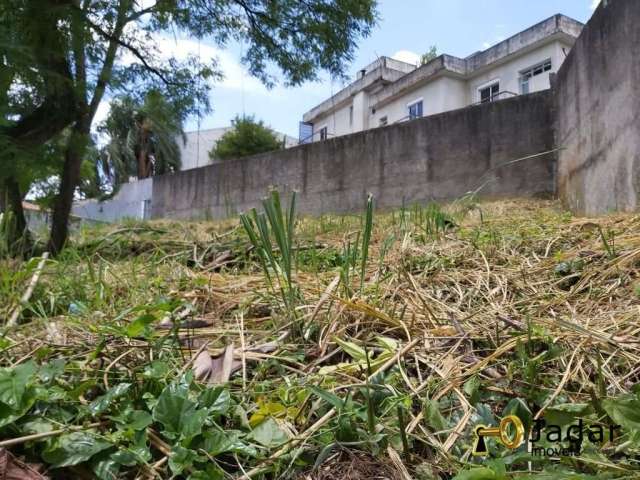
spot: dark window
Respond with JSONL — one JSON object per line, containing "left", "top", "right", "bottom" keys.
{"left": 319, "top": 126, "right": 328, "bottom": 141}
{"left": 480, "top": 83, "right": 500, "bottom": 103}
{"left": 349, "top": 105, "right": 354, "bottom": 126}
{"left": 408, "top": 100, "right": 423, "bottom": 120}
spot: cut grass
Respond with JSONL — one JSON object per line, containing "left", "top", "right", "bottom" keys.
{"left": 1, "top": 198, "right": 640, "bottom": 479}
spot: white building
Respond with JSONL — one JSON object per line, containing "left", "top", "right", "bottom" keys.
{"left": 300, "top": 14, "right": 583, "bottom": 142}
{"left": 180, "top": 127, "right": 298, "bottom": 170}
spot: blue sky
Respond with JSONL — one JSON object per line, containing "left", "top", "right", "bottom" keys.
{"left": 184, "top": 0, "right": 598, "bottom": 137}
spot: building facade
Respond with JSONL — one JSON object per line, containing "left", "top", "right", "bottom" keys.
{"left": 301, "top": 14, "right": 583, "bottom": 142}
{"left": 180, "top": 127, "right": 298, "bottom": 171}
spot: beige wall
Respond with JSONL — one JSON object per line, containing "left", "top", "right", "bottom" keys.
{"left": 309, "top": 40, "right": 574, "bottom": 141}
{"left": 371, "top": 76, "right": 468, "bottom": 127}
{"left": 467, "top": 40, "right": 572, "bottom": 103}
{"left": 312, "top": 101, "right": 354, "bottom": 141}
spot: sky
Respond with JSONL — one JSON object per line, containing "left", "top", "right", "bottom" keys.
{"left": 171, "top": 0, "right": 600, "bottom": 138}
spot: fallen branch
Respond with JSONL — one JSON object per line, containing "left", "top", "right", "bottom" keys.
{"left": 7, "top": 252, "right": 49, "bottom": 327}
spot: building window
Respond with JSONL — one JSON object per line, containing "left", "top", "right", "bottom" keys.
{"left": 408, "top": 100, "right": 423, "bottom": 120}
{"left": 520, "top": 59, "right": 552, "bottom": 94}
{"left": 349, "top": 105, "right": 354, "bottom": 126}
{"left": 479, "top": 82, "right": 500, "bottom": 103}
{"left": 379, "top": 116, "right": 388, "bottom": 127}
{"left": 319, "top": 126, "right": 328, "bottom": 141}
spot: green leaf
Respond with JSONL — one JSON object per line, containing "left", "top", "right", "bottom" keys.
{"left": 92, "top": 457, "right": 120, "bottom": 480}
{"left": 38, "top": 359, "right": 66, "bottom": 383}
{"left": 314, "top": 442, "right": 337, "bottom": 469}
{"left": 187, "top": 464, "right": 225, "bottom": 480}
{"left": 0, "top": 361, "right": 37, "bottom": 408}
{"left": 153, "top": 384, "right": 207, "bottom": 441}
{"left": 502, "top": 398, "right": 532, "bottom": 433}
{"left": 603, "top": 394, "right": 640, "bottom": 442}
{"left": 453, "top": 467, "right": 505, "bottom": 480}
{"left": 42, "top": 431, "right": 112, "bottom": 468}
{"left": 309, "top": 385, "right": 344, "bottom": 410}
{"left": 89, "top": 383, "right": 132, "bottom": 416}
{"left": 248, "top": 417, "right": 289, "bottom": 448}
{"left": 424, "top": 398, "right": 448, "bottom": 432}
{"left": 202, "top": 430, "right": 256, "bottom": 457}
{"left": 0, "top": 387, "right": 38, "bottom": 428}
{"left": 126, "top": 313, "right": 157, "bottom": 338}
{"left": 199, "top": 387, "right": 231, "bottom": 415}
{"left": 334, "top": 337, "right": 368, "bottom": 361}
{"left": 544, "top": 402, "right": 592, "bottom": 427}
{"left": 111, "top": 409, "right": 153, "bottom": 431}
{"left": 463, "top": 375, "right": 481, "bottom": 404}
{"left": 475, "top": 403, "right": 497, "bottom": 427}
{"left": 169, "top": 445, "right": 204, "bottom": 475}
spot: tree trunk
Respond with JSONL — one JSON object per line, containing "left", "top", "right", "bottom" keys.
{"left": 0, "top": 184, "right": 6, "bottom": 213}
{"left": 3, "top": 176, "right": 32, "bottom": 256}
{"left": 47, "top": 120, "right": 90, "bottom": 255}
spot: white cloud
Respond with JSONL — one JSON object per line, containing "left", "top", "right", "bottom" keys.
{"left": 590, "top": 0, "right": 600, "bottom": 10}
{"left": 391, "top": 50, "right": 421, "bottom": 66}
{"left": 154, "top": 36, "right": 271, "bottom": 94}
{"left": 481, "top": 35, "right": 505, "bottom": 51}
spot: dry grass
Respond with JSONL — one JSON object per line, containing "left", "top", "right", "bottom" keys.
{"left": 1, "top": 198, "right": 639, "bottom": 478}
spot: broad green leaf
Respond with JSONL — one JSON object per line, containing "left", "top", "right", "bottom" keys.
{"left": 126, "top": 313, "right": 157, "bottom": 338}
{"left": 0, "top": 387, "right": 38, "bottom": 428}
{"left": 199, "top": 387, "right": 231, "bottom": 415}
{"left": 111, "top": 409, "right": 153, "bottom": 431}
{"left": 424, "top": 398, "right": 448, "bottom": 432}
{"left": 202, "top": 430, "right": 256, "bottom": 457}
{"left": 453, "top": 467, "right": 505, "bottom": 480}
{"left": 42, "top": 431, "right": 112, "bottom": 468}
{"left": 187, "top": 464, "right": 225, "bottom": 480}
{"left": 248, "top": 417, "right": 289, "bottom": 448}
{"left": 38, "top": 359, "right": 66, "bottom": 383}
{"left": 89, "top": 383, "right": 132, "bottom": 416}
{"left": 502, "top": 398, "right": 532, "bottom": 433}
{"left": 602, "top": 394, "right": 640, "bottom": 443}
{"left": 169, "top": 445, "right": 203, "bottom": 475}
{"left": 153, "top": 384, "right": 207, "bottom": 440}
{"left": 475, "top": 403, "right": 497, "bottom": 427}
{"left": 92, "top": 457, "right": 120, "bottom": 480}
{"left": 544, "top": 402, "right": 592, "bottom": 427}
{"left": 0, "top": 361, "right": 37, "bottom": 408}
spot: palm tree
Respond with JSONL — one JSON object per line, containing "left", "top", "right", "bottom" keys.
{"left": 99, "top": 90, "right": 185, "bottom": 189}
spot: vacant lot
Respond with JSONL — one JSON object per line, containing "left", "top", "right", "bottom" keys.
{"left": 1, "top": 197, "right": 639, "bottom": 479}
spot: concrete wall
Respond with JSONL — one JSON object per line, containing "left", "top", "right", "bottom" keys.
{"left": 151, "top": 91, "right": 555, "bottom": 220}
{"left": 555, "top": 0, "right": 640, "bottom": 214}
{"left": 72, "top": 178, "right": 153, "bottom": 222}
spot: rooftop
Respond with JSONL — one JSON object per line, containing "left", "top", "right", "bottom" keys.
{"left": 303, "top": 13, "right": 583, "bottom": 123}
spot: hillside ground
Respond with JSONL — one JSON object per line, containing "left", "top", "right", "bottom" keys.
{"left": 1, "top": 197, "right": 640, "bottom": 479}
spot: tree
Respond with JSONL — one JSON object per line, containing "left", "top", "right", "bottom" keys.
{"left": 1, "top": 0, "right": 378, "bottom": 255}
{"left": 211, "top": 116, "right": 282, "bottom": 161}
{"left": 0, "top": 0, "right": 80, "bottom": 254}
{"left": 100, "top": 91, "right": 185, "bottom": 189}
{"left": 421, "top": 46, "right": 438, "bottom": 65}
